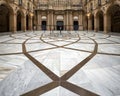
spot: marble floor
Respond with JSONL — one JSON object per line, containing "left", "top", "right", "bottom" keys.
{"left": 0, "top": 31, "right": 120, "bottom": 96}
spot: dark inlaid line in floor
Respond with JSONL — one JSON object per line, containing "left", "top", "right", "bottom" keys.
{"left": 0, "top": 52, "right": 23, "bottom": 56}
{"left": 28, "top": 47, "right": 58, "bottom": 53}
{"left": 0, "top": 43, "right": 23, "bottom": 44}
{"left": 97, "top": 52, "right": 120, "bottom": 56}
{"left": 40, "top": 33, "right": 81, "bottom": 48}
{"left": 106, "top": 38, "right": 120, "bottom": 44}
{"left": 98, "top": 43, "right": 120, "bottom": 44}
{"left": 22, "top": 39, "right": 59, "bottom": 81}
{"left": 21, "top": 33, "right": 100, "bottom": 96}
{"left": 61, "top": 38, "right": 98, "bottom": 80}
{"left": 63, "top": 47, "right": 92, "bottom": 53}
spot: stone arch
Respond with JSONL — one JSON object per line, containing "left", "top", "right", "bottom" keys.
{"left": 0, "top": 3, "right": 14, "bottom": 32}
{"left": 56, "top": 15, "right": 64, "bottom": 20}
{"left": 89, "top": 13, "right": 94, "bottom": 31}
{"left": 83, "top": 15, "right": 88, "bottom": 30}
{"left": 42, "top": 16, "right": 47, "bottom": 20}
{"left": 16, "top": 9, "right": 25, "bottom": 31}
{"left": 26, "top": 13, "right": 33, "bottom": 30}
{"left": 26, "top": 13, "right": 31, "bottom": 30}
{"left": 105, "top": 4, "right": 120, "bottom": 32}
{"left": 73, "top": 16, "right": 79, "bottom": 30}
{"left": 95, "top": 10, "right": 104, "bottom": 31}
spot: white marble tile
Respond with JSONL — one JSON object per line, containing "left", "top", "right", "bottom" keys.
{"left": 6, "top": 39, "right": 25, "bottom": 43}
{"left": 0, "top": 57, "right": 52, "bottom": 96}
{"left": 98, "top": 44, "right": 120, "bottom": 54}
{"left": 0, "top": 44, "right": 22, "bottom": 54}
{"left": 30, "top": 48, "right": 90, "bottom": 77}
{"left": 66, "top": 43, "right": 95, "bottom": 51}
{"left": 26, "top": 43, "right": 55, "bottom": 51}
{"left": 48, "top": 41, "right": 75, "bottom": 46}
{"left": 68, "top": 54, "right": 120, "bottom": 96}
{"left": 0, "top": 31, "right": 120, "bottom": 96}
{"left": 95, "top": 39, "right": 114, "bottom": 43}
{"left": 41, "top": 86, "right": 79, "bottom": 96}
{"left": 0, "top": 36, "right": 13, "bottom": 43}
{"left": 107, "top": 37, "right": 120, "bottom": 43}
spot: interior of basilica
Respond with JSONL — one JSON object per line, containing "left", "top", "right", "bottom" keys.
{"left": 0, "top": 0, "right": 120, "bottom": 96}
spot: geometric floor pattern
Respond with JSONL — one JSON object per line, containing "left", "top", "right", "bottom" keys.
{"left": 0, "top": 31, "right": 120, "bottom": 96}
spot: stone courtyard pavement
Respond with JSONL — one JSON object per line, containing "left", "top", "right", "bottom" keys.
{"left": 0, "top": 31, "right": 120, "bottom": 96}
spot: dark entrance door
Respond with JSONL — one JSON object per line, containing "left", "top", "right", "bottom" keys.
{"left": 17, "top": 12, "right": 22, "bottom": 31}
{"left": 56, "top": 21, "right": 64, "bottom": 30}
{"left": 41, "top": 21, "right": 47, "bottom": 30}
{"left": 73, "top": 21, "right": 79, "bottom": 30}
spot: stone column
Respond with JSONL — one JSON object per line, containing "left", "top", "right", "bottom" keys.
{"left": 54, "top": 15, "right": 56, "bottom": 30}
{"left": 28, "top": 16, "right": 33, "bottom": 30}
{"left": 9, "top": 13, "right": 16, "bottom": 33}
{"left": 69, "top": 11, "right": 73, "bottom": 30}
{"left": 37, "top": 11, "right": 40, "bottom": 30}
{"left": 104, "top": 13, "right": 111, "bottom": 33}
{"left": 64, "top": 14, "right": 66, "bottom": 30}
{"left": 83, "top": 16, "right": 88, "bottom": 31}
{"left": 79, "top": 12, "right": 83, "bottom": 31}
{"left": 94, "top": 16, "right": 99, "bottom": 32}
{"left": 51, "top": 11, "right": 54, "bottom": 30}
{"left": 66, "top": 11, "right": 69, "bottom": 30}
{"left": 47, "top": 11, "right": 50, "bottom": 30}
{"left": 22, "top": 15, "right": 26, "bottom": 32}
{"left": 88, "top": 16, "right": 92, "bottom": 31}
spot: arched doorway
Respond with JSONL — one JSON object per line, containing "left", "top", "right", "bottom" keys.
{"left": 73, "top": 16, "right": 79, "bottom": 30}
{"left": 84, "top": 15, "right": 88, "bottom": 30}
{"left": 88, "top": 14, "right": 94, "bottom": 31}
{"left": 41, "top": 16, "right": 47, "bottom": 30}
{"left": 107, "top": 5, "right": 120, "bottom": 32}
{"left": 26, "top": 15, "right": 29, "bottom": 30}
{"left": 17, "top": 11, "right": 22, "bottom": 31}
{"left": 99, "top": 12, "right": 104, "bottom": 31}
{"left": 56, "top": 21, "right": 64, "bottom": 30}
{"left": 42, "top": 21, "right": 47, "bottom": 30}
{"left": 56, "top": 15, "right": 64, "bottom": 30}
{"left": 0, "top": 5, "right": 9, "bottom": 32}
{"left": 91, "top": 15, "right": 94, "bottom": 31}
{"left": 96, "top": 11, "right": 104, "bottom": 31}
{"left": 73, "top": 21, "right": 79, "bottom": 30}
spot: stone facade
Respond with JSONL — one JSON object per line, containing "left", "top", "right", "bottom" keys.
{"left": 0, "top": 0, "right": 36, "bottom": 33}
{"left": 83, "top": 0, "right": 120, "bottom": 33}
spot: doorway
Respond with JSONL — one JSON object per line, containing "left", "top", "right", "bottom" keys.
{"left": 0, "top": 5, "right": 9, "bottom": 32}
{"left": 73, "top": 21, "right": 79, "bottom": 30}
{"left": 56, "top": 21, "right": 64, "bottom": 30}
{"left": 17, "top": 11, "right": 22, "bottom": 31}
{"left": 41, "top": 21, "right": 47, "bottom": 30}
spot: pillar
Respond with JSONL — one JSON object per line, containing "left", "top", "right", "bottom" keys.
{"left": 9, "top": 13, "right": 16, "bottom": 33}
{"left": 28, "top": 16, "right": 33, "bottom": 30}
{"left": 66, "top": 11, "right": 69, "bottom": 30}
{"left": 51, "top": 11, "right": 54, "bottom": 30}
{"left": 79, "top": 12, "right": 83, "bottom": 31}
{"left": 22, "top": 15, "right": 26, "bottom": 32}
{"left": 37, "top": 11, "right": 41, "bottom": 30}
{"left": 69, "top": 11, "right": 73, "bottom": 30}
{"left": 84, "top": 16, "right": 88, "bottom": 30}
{"left": 104, "top": 13, "right": 111, "bottom": 33}
{"left": 47, "top": 11, "right": 50, "bottom": 30}
{"left": 94, "top": 16, "right": 99, "bottom": 32}
{"left": 64, "top": 14, "right": 66, "bottom": 30}
{"left": 54, "top": 15, "right": 56, "bottom": 30}
{"left": 88, "top": 16, "right": 92, "bottom": 31}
